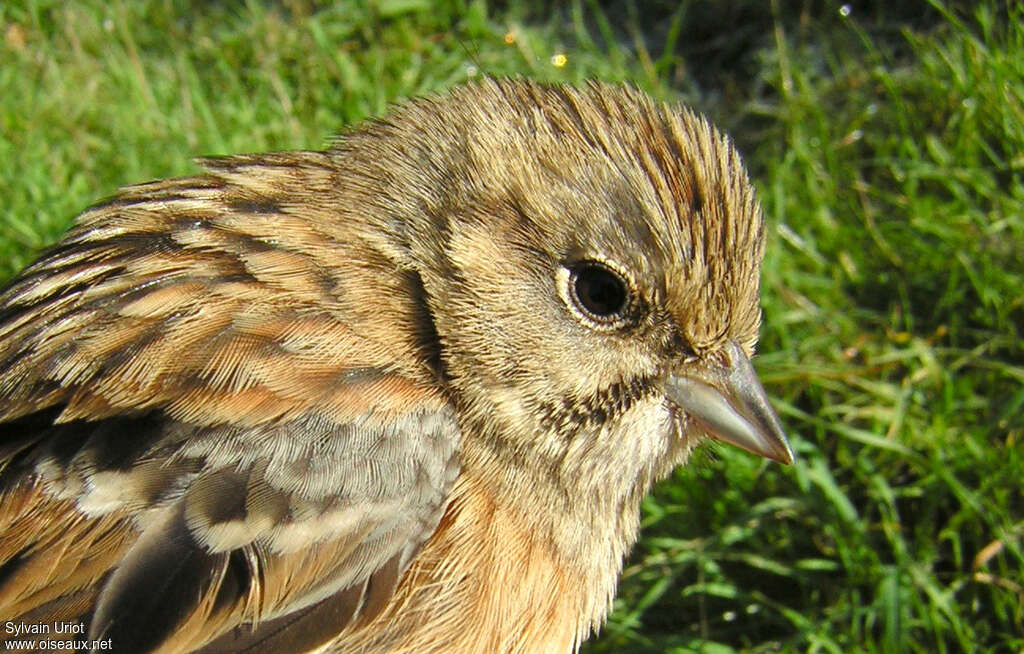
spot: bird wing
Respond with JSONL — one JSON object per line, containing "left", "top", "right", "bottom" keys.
{"left": 0, "top": 153, "right": 459, "bottom": 653}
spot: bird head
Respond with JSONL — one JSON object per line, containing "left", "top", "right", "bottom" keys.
{"left": 335, "top": 80, "right": 791, "bottom": 501}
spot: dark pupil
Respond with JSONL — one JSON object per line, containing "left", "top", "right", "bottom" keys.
{"left": 574, "top": 265, "right": 627, "bottom": 317}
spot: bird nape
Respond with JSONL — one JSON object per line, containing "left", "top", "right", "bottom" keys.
{"left": 0, "top": 79, "right": 792, "bottom": 654}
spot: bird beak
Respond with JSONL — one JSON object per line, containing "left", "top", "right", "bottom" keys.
{"left": 664, "top": 340, "right": 793, "bottom": 464}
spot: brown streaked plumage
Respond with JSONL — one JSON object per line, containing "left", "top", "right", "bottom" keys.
{"left": 0, "top": 80, "right": 792, "bottom": 653}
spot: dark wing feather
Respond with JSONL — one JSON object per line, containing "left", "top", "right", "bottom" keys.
{"left": 0, "top": 153, "right": 459, "bottom": 652}
{"left": 90, "top": 503, "right": 226, "bottom": 651}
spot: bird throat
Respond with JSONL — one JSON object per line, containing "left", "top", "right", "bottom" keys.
{"left": 368, "top": 389, "right": 688, "bottom": 652}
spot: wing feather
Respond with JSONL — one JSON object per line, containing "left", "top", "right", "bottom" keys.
{"left": 0, "top": 153, "right": 459, "bottom": 652}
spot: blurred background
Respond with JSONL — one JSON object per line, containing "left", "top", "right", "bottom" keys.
{"left": 1, "top": 1, "right": 1021, "bottom": 651}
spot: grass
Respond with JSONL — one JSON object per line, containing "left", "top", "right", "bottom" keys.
{"left": 1, "top": 0, "right": 1021, "bottom": 652}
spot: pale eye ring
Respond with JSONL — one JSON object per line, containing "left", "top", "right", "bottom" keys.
{"left": 559, "top": 260, "right": 636, "bottom": 329}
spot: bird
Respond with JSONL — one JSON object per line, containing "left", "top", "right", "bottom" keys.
{"left": 0, "top": 79, "right": 792, "bottom": 653}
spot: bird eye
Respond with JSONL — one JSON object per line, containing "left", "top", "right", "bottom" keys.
{"left": 568, "top": 262, "right": 630, "bottom": 322}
